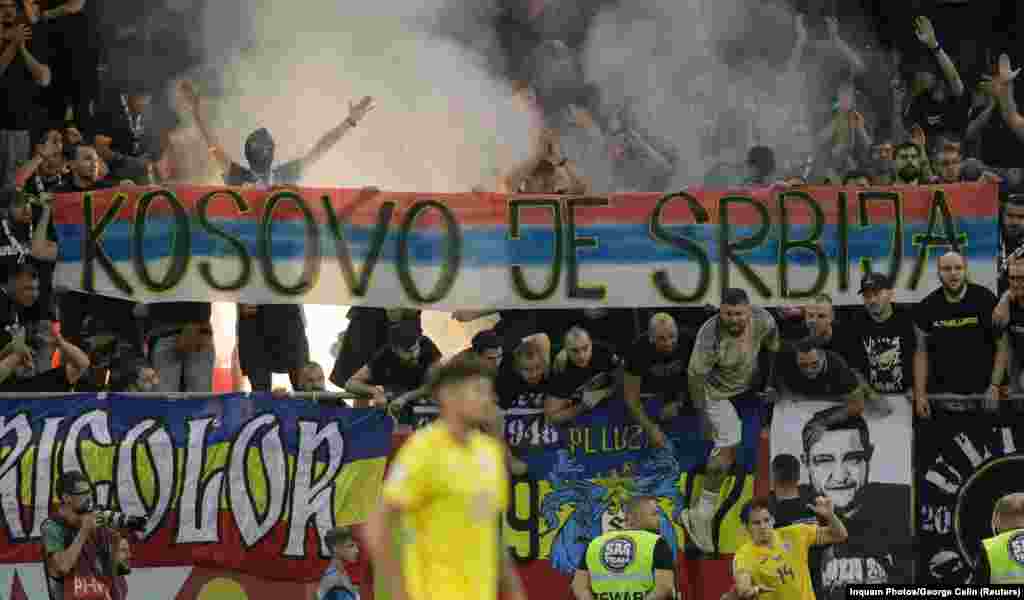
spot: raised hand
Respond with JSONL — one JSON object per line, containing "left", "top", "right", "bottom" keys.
{"left": 913, "top": 16, "right": 939, "bottom": 50}
{"left": 347, "top": 96, "right": 375, "bottom": 124}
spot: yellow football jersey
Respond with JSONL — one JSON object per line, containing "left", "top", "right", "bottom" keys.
{"left": 382, "top": 421, "right": 508, "bottom": 600}
{"left": 733, "top": 524, "right": 818, "bottom": 600}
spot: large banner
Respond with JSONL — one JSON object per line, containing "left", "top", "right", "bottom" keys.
{"left": 916, "top": 412, "right": 1024, "bottom": 585}
{"left": 770, "top": 397, "right": 914, "bottom": 598}
{"left": 0, "top": 394, "right": 391, "bottom": 598}
{"left": 52, "top": 184, "right": 998, "bottom": 308}
{"left": 414, "top": 391, "right": 763, "bottom": 572}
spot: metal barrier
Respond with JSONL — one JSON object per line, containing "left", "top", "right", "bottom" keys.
{"left": 927, "top": 393, "right": 1024, "bottom": 414}
{"left": 0, "top": 391, "right": 363, "bottom": 402}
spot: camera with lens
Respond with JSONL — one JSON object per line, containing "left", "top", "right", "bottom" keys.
{"left": 93, "top": 510, "right": 146, "bottom": 531}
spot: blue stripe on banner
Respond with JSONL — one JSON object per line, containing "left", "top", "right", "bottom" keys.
{"left": 1, "top": 394, "right": 394, "bottom": 461}
{"left": 55, "top": 218, "right": 998, "bottom": 267}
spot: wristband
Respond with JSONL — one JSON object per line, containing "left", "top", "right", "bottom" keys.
{"left": 931, "top": 45, "right": 942, "bottom": 54}
{"left": 345, "top": 117, "right": 357, "bottom": 128}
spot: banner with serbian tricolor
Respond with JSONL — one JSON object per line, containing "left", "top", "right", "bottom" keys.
{"left": 0, "top": 393, "right": 391, "bottom": 597}
{"left": 50, "top": 184, "right": 999, "bottom": 308}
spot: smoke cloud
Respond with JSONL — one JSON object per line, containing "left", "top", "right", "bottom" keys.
{"left": 580, "top": 0, "right": 813, "bottom": 188}
{"left": 175, "top": 0, "right": 535, "bottom": 192}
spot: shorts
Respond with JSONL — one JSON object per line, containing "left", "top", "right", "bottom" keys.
{"left": 703, "top": 395, "right": 742, "bottom": 448}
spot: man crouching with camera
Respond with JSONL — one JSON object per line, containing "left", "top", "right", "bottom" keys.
{"left": 41, "top": 471, "right": 135, "bottom": 600}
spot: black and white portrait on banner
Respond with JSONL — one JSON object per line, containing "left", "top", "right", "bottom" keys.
{"left": 916, "top": 414, "right": 1024, "bottom": 585}
{"left": 771, "top": 396, "right": 914, "bottom": 598}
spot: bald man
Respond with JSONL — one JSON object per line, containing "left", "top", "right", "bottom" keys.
{"left": 977, "top": 493, "right": 1024, "bottom": 583}
{"left": 912, "top": 251, "right": 1007, "bottom": 418}
{"left": 623, "top": 313, "right": 695, "bottom": 449}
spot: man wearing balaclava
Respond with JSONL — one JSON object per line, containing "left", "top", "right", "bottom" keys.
{"left": 180, "top": 83, "right": 375, "bottom": 390}
{"left": 181, "top": 82, "right": 374, "bottom": 187}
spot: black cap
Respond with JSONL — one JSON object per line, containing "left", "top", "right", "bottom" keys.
{"left": 388, "top": 320, "right": 422, "bottom": 350}
{"left": 56, "top": 471, "right": 92, "bottom": 498}
{"left": 471, "top": 329, "right": 502, "bottom": 353}
{"left": 859, "top": 272, "right": 893, "bottom": 294}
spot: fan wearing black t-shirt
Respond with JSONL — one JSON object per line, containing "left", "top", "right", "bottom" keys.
{"left": 0, "top": 190, "right": 58, "bottom": 374}
{"left": 623, "top": 313, "right": 694, "bottom": 449}
{"left": 902, "top": 17, "right": 967, "bottom": 145}
{"left": 496, "top": 334, "right": 553, "bottom": 411}
{"left": 912, "top": 252, "right": 1007, "bottom": 418}
{"left": 838, "top": 273, "right": 916, "bottom": 398}
{"left": 993, "top": 259, "right": 1024, "bottom": 381}
{"left": 777, "top": 337, "right": 869, "bottom": 438}
{"left": 546, "top": 327, "right": 621, "bottom": 425}
{"left": 345, "top": 321, "right": 441, "bottom": 409}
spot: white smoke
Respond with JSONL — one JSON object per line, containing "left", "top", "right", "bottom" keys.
{"left": 581, "top": 0, "right": 819, "bottom": 187}
{"left": 185, "top": 0, "right": 535, "bottom": 193}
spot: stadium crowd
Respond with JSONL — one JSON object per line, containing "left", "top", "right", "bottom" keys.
{"left": 2, "top": 0, "right": 1024, "bottom": 595}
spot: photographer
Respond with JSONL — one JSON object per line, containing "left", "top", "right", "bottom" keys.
{"left": 41, "top": 471, "right": 130, "bottom": 600}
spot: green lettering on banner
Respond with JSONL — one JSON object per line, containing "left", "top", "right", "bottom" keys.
{"left": 719, "top": 195, "right": 771, "bottom": 300}
{"left": 777, "top": 190, "right": 828, "bottom": 299}
{"left": 857, "top": 190, "right": 903, "bottom": 284}
{"left": 910, "top": 189, "right": 968, "bottom": 290}
{"left": 649, "top": 191, "right": 711, "bottom": 303}
{"left": 566, "top": 197, "right": 608, "bottom": 300}
{"left": 322, "top": 193, "right": 394, "bottom": 297}
{"left": 836, "top": 191, "right": 850, "bottom": 291}
{"left": 395, "top": 200, "right": 461, "bottom": 303}
{"left": 196, "top": 189, "right": 253, "bottom": 291}
{"left": 508, "top": 198, "right": 563, "bottom": 301}
{"left": 82, "top": 191, "right": 132, "bottom": 294}
{"left": 259, "top": 191, "right": 321, "bottom": 296}
{"left": 132, "top": 189, "right": 191, "bottom": 292}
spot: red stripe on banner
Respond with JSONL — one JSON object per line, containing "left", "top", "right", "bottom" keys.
{"left": 51, "top": 183, "right": 999, "bottom": 229}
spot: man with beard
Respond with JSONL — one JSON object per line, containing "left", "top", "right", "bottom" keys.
{"left": 837, "top": 273, "right": 916, "bottom": 398}
{"left": 892, "top": 142, "right": 925, "bottom": 186}
{"left": 545, "top": 326, "right": 621, "bottom": 425}
{"left": 680, "top": 289, "right": 780, "bottom": 553}
{"left": 623, "top": 313, "right": 694, "bottom": 450}
{"left": 913, "top": 251, "right": 1006, "bottom": 418}
{"left": 776, "top": 337, "right": 870, "bottom": 435}
{"left": 571, "top": 495, "right": 676, "bottom": 600}
{"left": 345, "top": 320, "right": 442, "bottom": 409}
{"left": 799, "top": 414, "right": 912, "bottom": 598}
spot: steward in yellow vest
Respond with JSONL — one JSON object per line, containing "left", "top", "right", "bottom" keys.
{"left": 571, "top": 496, "right": 676, "bottom": 600}
{"left": 978, "top": 493, "right": 1024, "bottom": 584}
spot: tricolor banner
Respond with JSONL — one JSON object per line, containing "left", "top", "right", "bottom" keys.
{"left": 0, "top": 394, "right": 391, "bottom": 597}
{"left": 51, "top": 184, "right": 999, "bottom": 308}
